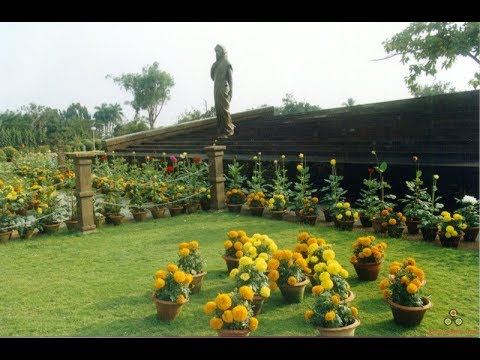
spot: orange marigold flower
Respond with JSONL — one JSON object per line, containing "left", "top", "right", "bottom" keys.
{"left": 210, "top": 317, "right": 223, "bottom": 330}
{"left": 249, "top": 317, "right": 259, "bottom": 331}
{"left": 287, "top": 276, "right": 297, "bottom": 285}
{"left": 406, "top": 283, "right": 418, "bottom": 294}
{"left": 305, "top": 310, "right": 314, "bottom": 321}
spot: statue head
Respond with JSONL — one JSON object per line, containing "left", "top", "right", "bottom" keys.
{"left": 215, "top": 44, "right": 227, "bottom": 60}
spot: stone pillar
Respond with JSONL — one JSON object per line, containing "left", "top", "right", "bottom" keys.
{"left": 57, "top": 145, "right": 66, "bottom": 173}
{"left": 67, "top": 151, "right": 103, "bottom": 234}
{"left": 204, "top": 145, "right": 226, "bottom": 210}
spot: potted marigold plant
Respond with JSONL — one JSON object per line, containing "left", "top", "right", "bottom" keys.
{"left": 294, "top": 231, "right": 328, "bottom": 259}
{"left": 225, "top": 158, "right": 247, "bottom": 213}
{"left": 302, "top": 237, "right": 332, "bottom": 283}
{"left": 455, "top": 195, "right": 479, "bottom": 242}
{"left": 355, "top": 168, "right": 382, "bottom": 228}
{"left": 419, "top": 174, "right": 443, "bottom": 242}
{"left": 177, "top": 240, "right": 207, "bottom": 294}
{"left": 204, "top": 289, "right": 259, "bottom": 337}
{"left": 151, "top": 264, "right": 192, "bottom": 321}
{"left": 246, "top": 191, "right": 267, "bottom": 216}
{"left": 379, "top": 258, "right": 431, "bottom": 327}
{"left": 377, "top": 209, "right": 406, "bottom": 238}
{"left": 223, "top": 230, "right": 250, "bottom": 272}
{"left": 311, "top": 257, "right": 355, "bottom": 303}
{"left": 351, "top": 236, "right": 387, "bottom": 281}
{"left": 267, "top": 249, "right": 310, "bottom": 303}
{"left": 268, "top": 194, "right": 287, "bottom": 220}
{"left": 305, "top": 289, "right": 360, "bottom": 337}
{"left": 229, "top": 256, "right": 270, "bottom": 315}
{"left": 290, "top": 153, "right": 317, "bottom": 222}
{"left": 225, "top": 189, "right": 247, "bottom": 213}
{"left": 268, "top": 155, "right": 292, "bottom": 220}
{"left": 319, "top": 158, "right": 347, "bottom": 223}
{"left": 246, "top": 153, "right": 268, "bottom": 217}
{"left": 437, "top": 211, "right": 467, "bottom": 248}
{"left": 298, "top": 196, "right": 320, "bottom": 225}
{"left": 243, "top": 232, "right": 278, "bottom": 261}
{"left": 332, "top": 202, "right": 359, "bottom": 231}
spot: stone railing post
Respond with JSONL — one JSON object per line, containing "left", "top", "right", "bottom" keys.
{"left": 204, "top": 145, "right": 226, "bottom": 210}
{"left": 57, "top": 144, "right": 66, "bottom": 173}
{"left": 67, "top": 151, "right": 103, "bottom": 234}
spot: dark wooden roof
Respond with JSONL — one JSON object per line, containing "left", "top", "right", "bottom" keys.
{"left": 104, "top": 90, "right": 479, "bottom": 167}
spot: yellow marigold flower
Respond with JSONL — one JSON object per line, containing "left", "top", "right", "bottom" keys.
{"left": 453, "top": 213, "right": 463, "bottom": 220}
{"left": 232, "top": 305, "right": 248, "bottom": 322}
{"left": 180, "top": 248, "right": 190, "bottom": 257}
{"left": 324, "top": 311, "right": 336, "bottom": 321}
{"left": 443, "top": 216, "right": 452, "bottom": 222}
{"left": 312, "top": 197, "right": 318, "bottom": 203}
{"left": 210, "top": 317, "right": 223, "bottom": 330}
{"left": 284, "top": 250, "right": 293, "bottom": 259}
{"left": 235, "top": 250, "right": 243, "bottom": 258}
{"left": 228, "top": 230, "right": 239, "bottom": 238}
{"left": 412, "top": 279, "right": 422, "bottom": 288}
{"left": 179, "top": 242, "right": 189, "bottom": 249}
{"left": 222, "top": 310, "right": 234, "bottom": 323}
{"left": 446, "top": 225, "right": 454, "bottom": 233}
{"left": 296, "top": 258, "right": 307, "bottom": 268}
{"left": 400, "top": 275, "right": 410, "bottom": 285}
{"left": 297, "top": 232, "right": 310, "bottom": 242}
{"left": 239, "top": 285, "right": 254, "bottom": 301}
{"left": 167, "top": 264, "right": 178, "bottom": 272}
{"left": 460, "top": 223, "right": 467, "bottom": 230}
{"left": 240, "top": 273, "right": 250, "bottom": 281}
{"left": 388, "top": 218, "right": 397, "bottom": 225}
{"left": 224, "top": 240, "right": 233, "bottom": 249}
{"left": 176, "top": 295, "right": 186, "bottom": 304}
{"left": 321, "top": 279, "right": 334, "bottom": 290}
{"left": 310, "top": 255, "right": 319, "bottom": 264}
{"left": 155, "top": 270, "right": 167, "bottom": 279}
{"left": 406, "top": 283, "right": 418, "bottom": 294}
{"left": 362, "top": 248, "right": 372, "bottom": 257}
{"left": 299, "top": 153, "right": 304, "bottom": 159}
{"left": 381, "top": 209, "right": 389, "bottom": 216}
{"left": 296, "top": 164, "right": 303, "bottom": 171}
{"left": 234, "top": 241, "right": 243, "bottom": 251}
{"left": 229, "top": 268, "right": 239, "bottom": 280}
{"left": 330, "top": 159, "right": 336, "bottom": 166}
{"left": 249, "top": 317, "right": 259, "bottom": 331}
{"left": 305, "top": 310, "right": 314, "bottom": 321}
{"left": 255, "top": 260, "right": 268, "bottom": 272}
{"left": 336, "top": 214, "right": 343, "bottom": 220}
{"left": 173, "top": 271, "right": 186, "bottom": 283}
{"left": 389, "top": 266, "right": 401, "bottom": 275}
{"left": 331, "top": 295, "right": 341, "bottom": 305}
{"left": 312, "top": 285, "right": 324, "bottom": 296}
{"left": 345, "top": 210, "right": 352, "bottom": 217}
{"left": 268, "top": 270, "right": 279, "bottom": 282}
{"left": 322, "top": 249, "right": 335, "bottom": 262}
{"left": 268, "top": 258, "right": 280, "bottom": 270}
{"left": 153, "top": 278, "right": 165, "bottom": 289}
{"left": 184, "top": 274, "right": 193, "bottom": 285}
{"left": 336, "top": 202, "right": 343, "bottom": 208}
{"left": 314, "top": 263, "right": 326, "bottom": 273}
{"left": 405, "top": 258, "right": 416, "bottom": 266}
{"left": 441, "top": 211, "right": 449, "bottom": 217}
{"left": 215, "top": 294, "right": 232, "bottom": 311}
{"left": 344, "top": 202, "right": 351, "bottom": 208}
{"left": 339, "top": 269, "right": 349, "bottom": 278}
{"left": 239, "top": 256, "right": 253, "bottom": 266}
{"left": 445, "top": 232, "right": 452, "bottom": 238}
{"left": 351, "top": 306, "right": 359, "bottom": 316}
{"left": 380, "top": 242, "right": 387, "bottom": 249}
{"left": 319, "top": 271, "right": 330, "bottom": 281}
{"left": 260, "top": 286, "right": 271, "bottom": 298}
{"left": 204, "top": 301, "right": 217, "bottom": 314}
{"left": 287, "top": 276, "right": 297, "bottom": 286}
{"left": 327, "top": 263, "right": 339, "bottom": 275}
{"left": 414, "top": 269, "right": 425, "bottom": 281}
{"left": 379, "top": 279, "right": 389, "bottom": 290}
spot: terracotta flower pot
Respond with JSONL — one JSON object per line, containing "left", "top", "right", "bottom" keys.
{"left": 108, "top": 214, "right": 124, "bottom": 226}
{"left": 21, "top": 229, "right": 36, "bottom": 240}
{"left": 252, "top": 294, "right": 266, "bottom": 316}
{"left": 222, "top": 255, "right": 239, "bottom": 273}
{"left": 270, "top": 210, "right": 286, "bottom": 220}
{"left": 65, "top": 219, "right": 78, "bottom": 231}
{"left": 386, "top": 297, "right": 432, "bottom": 327}
{"left": 94, "top": 216, "right": 105, "bottom": 227}
{"left": 372, "top": 219, "right": 387, "bottom": 233}
{"left": 189, "top": 272, "right": 207, "bottom": 294}
{"left": 168, "top": 206, "right": 184, "bottom": 217}
{"left": 336, "top": 220, "right": 355, "bottom": 231}
{"left": 226, "top": 203, "right": 243, "bottom": 213}
{"left": 0, "top": 231, "right": 12, "bottom": 244}
{"left": 150, "top": 206, "right": 166, "bottom": 219}
{"left": 249, "top": 206, "right": 265, "bottom": 217}
{"left": 439, "top": 233, "right": 463, "bottom": 248}
{"left": 42, "top": 223, "right": 61, "bottom": 234}
{"left": 152, "top": 295, "right": 188, "bottom": 321}
{"left": 302, "top": 215, "right": 318, "bottom": 226}
{"left": 323, "top": 209, "right": 333, "bottom": 223}
{"left": 405, "top": 219, "right": 421, "bottom": 235}
{"left": 420, "top": 226, "right": 438, "bottom": 242}
{"left": 351, "top": 261, "right": 383, "bottom": 281}
{"left": 132, "top": 211, "right": 148, "bottom": 222}
{"left": 359, "top": 215, "right": 373, "bottom": 228}
{"left": 185, "top": 203, "right": 200, "bottom": 214}
{"left": 279, "top": 278, "right": 309, "bottom": 303}
{"left": 464, "top": 226, "right": 479, "bottom": 242}
{"left": 216, "top": 329, "right": 250, "bottom": 337}
{"left": 200, "top": 201, "right": 211, "bottom": 211}
{"left": 316, "top": 318, "right": 360, "bottom": 337}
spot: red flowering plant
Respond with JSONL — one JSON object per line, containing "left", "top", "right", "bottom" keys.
{"left": 203, "top": 289, "right": 259, "bottom": 333}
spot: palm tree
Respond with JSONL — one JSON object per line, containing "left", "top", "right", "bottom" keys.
{"left": 94, "top": 103, "right": 124, "bottom": 137}
{"left": 342, "top": 98, "right": 356, "bottom": 107}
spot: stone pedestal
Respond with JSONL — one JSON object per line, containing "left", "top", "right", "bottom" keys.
{"left": 57, "top": 145, "right": 66, "bottom": 173}
{"left": 204, "top": 145, "right": 226, "bottom": 210}
{"left": 67, "top": 151, "right": 104, "bottom": 234}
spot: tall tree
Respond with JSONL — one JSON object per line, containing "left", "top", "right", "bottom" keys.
{"left": 109, "top": 62, "right": 174, "bottom": 129}
{"left": 63, "top": 103, "right": 91, "bottom": 121}
{"left": 381, "top": 22, "right": 479, "bottom": 94}
{"left": 342, "top": 98, "right": 356, "bottom": 107}
{"left": 93, "top": 103, "right": 124, "bottom": 137}
{"left": 113, "top": 118, "right": 149, "bottom": 136}
{"left": 411, "top": 81, "right": 457, "bottom": 97}
{"left": 275, "top": 93, "right": 321, "bottom": 115}
{"left": 177, "top": 105, "right": 216, "bottom": 124}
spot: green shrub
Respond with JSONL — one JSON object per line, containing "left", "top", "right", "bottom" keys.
{"left": 37, "top": 145, "right": 51, "bottom": 154}
{"left": 0, "top": 149, "right": 6, "bottom": 162}
{"left": 2, "top": 146, "right": 20, "bottom": 161}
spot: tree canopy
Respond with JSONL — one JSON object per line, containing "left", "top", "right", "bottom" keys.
{"left": 109, "top": 62, "right": 174, "bottom": 129}
{"left": 274, "top": 93, "right": 321, "bottom": 115}
{"left": 382, "top": 22, "right": 479, "bottom": 94}
{"left": 177, "top": 105, "right": 216, "bottom": 124}
{"left": 411, "top": 81, "right": 457, "bottom": 98}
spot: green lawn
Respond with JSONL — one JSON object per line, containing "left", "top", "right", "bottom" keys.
{"left": 0, "top": 212, "right": 478, "bottom": 337}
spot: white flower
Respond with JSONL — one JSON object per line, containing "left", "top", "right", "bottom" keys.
{"left": 462, "top": 195, "right": 478, "bottom": 205}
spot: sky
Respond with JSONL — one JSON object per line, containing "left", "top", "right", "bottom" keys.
{"left": 0, "top": 22, "right": 477, "bottom": 127}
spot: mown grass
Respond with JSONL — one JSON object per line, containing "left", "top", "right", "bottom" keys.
{"left": 0, "top": 212, "right": 478, "bottom": 337}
